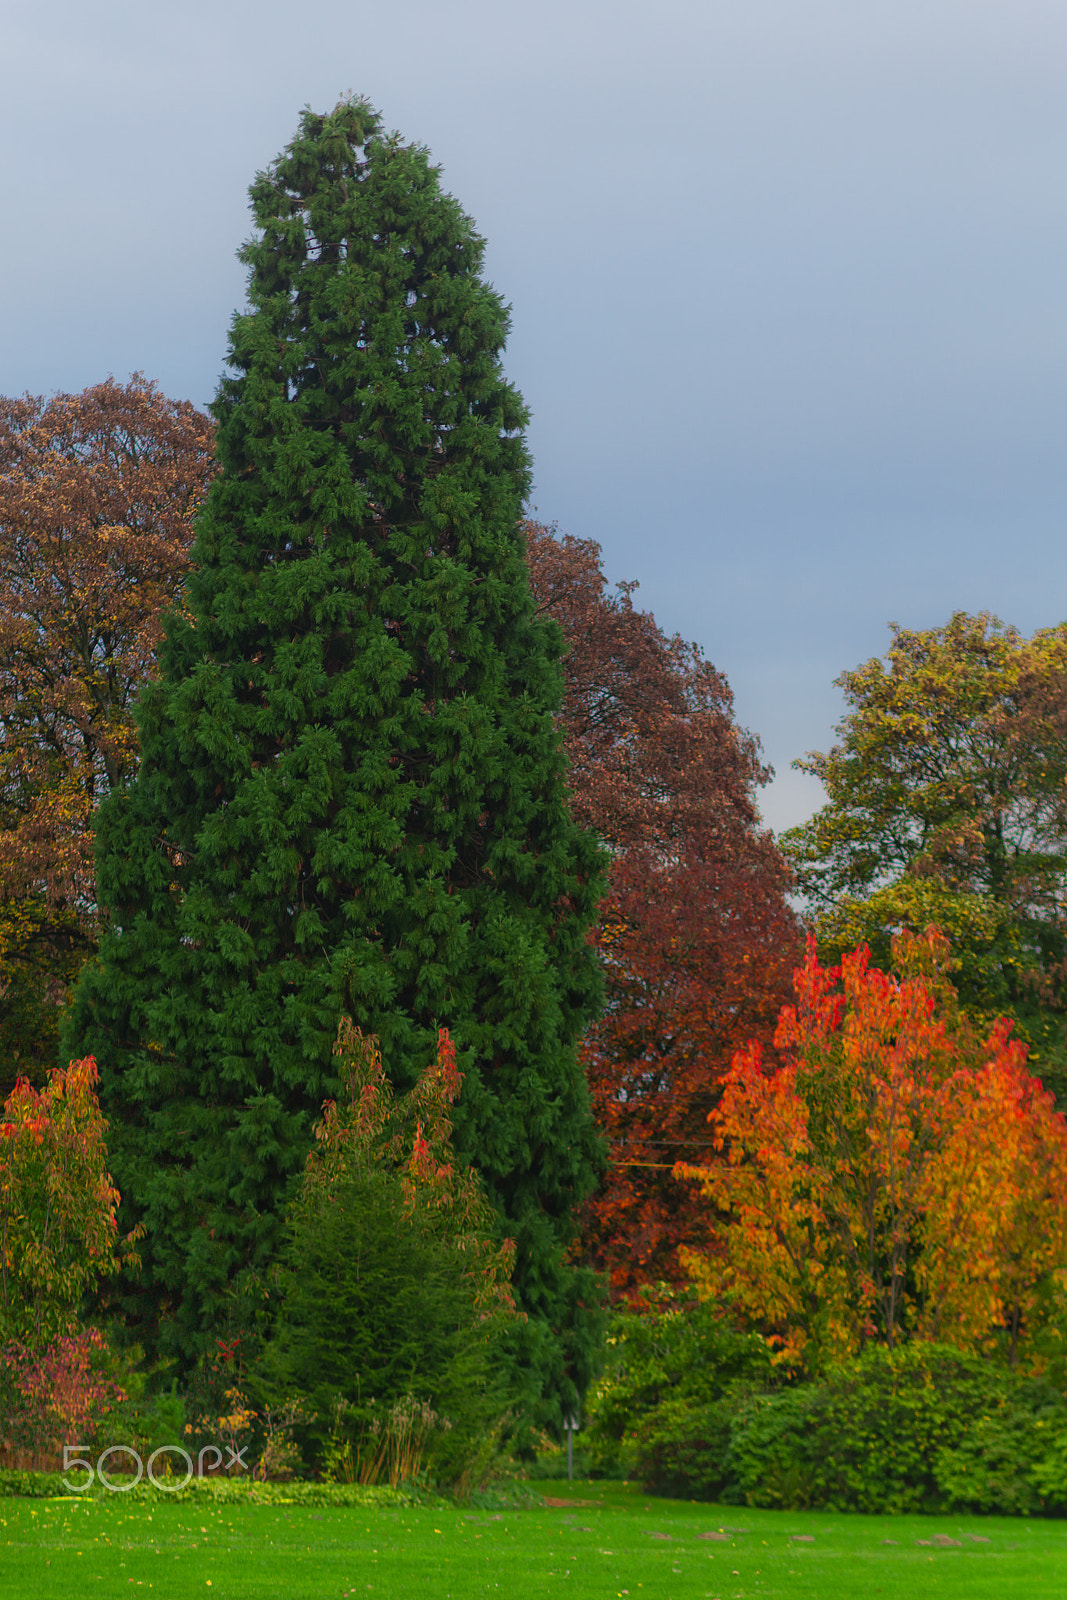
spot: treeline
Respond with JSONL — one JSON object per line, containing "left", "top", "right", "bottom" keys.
{"left": 0, "top": 397, "right": 803, "bottom": 1305}
{"left": 2, "top": 94, "right": 1067, "bottom": 1498}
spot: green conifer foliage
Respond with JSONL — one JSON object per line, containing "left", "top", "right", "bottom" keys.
{"left": 65, "top": 99, "right": 605, "bottom": 1421}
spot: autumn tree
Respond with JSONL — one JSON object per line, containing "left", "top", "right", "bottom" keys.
{"left": 679, "top": 931, "right": 1067, "bottom": 1372}
{"left": 65, "top": 103, "right": 604, "bottom": 1425}
{"left": 0, "top": 377, "right": 215, "bottom": 1091}
{"left": 525, "top": 524, "right": 802, "bottom": 1295}
{"left": 782, "top": 613, "right": 1067, "bottom": 1086}
{"left": 259, "top": 1021, "right": 519, "bottom": 1483}
{"left": 0, "top": 1056, "right": 135, "bottom": 1458}
{"left": 0, "top": 1056, "right": 126, "bottom": 1349}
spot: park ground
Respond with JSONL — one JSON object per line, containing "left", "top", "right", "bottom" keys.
{"left": 3, "top": 1479, "right": 1067, "bottom": 1599}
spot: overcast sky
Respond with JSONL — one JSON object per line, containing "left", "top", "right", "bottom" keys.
{"left": 4, "top": 0, "right": 1066, "bottom": 834}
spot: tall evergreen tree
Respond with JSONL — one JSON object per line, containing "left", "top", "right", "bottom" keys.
{"left": 64, "top": 99, "right": 605, "bottom": 1421}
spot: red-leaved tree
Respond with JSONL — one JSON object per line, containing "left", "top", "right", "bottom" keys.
{"left": 525, "top": 524, "right": 802, "bottom": 1294}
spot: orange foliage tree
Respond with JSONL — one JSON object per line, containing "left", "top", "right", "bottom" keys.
{"left": 525, "top": 524, "right": 802, "bottom": 1295}
{"left": 679, "top": 930, "right": 1067, "bottom": 1372}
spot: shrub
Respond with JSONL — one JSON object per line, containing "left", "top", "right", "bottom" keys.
{"left": 626, "top": 1340, "right": 1067, "bottom": 1515}
{"left": 0, "top": 1327, "right": 126, "bottom": 1461}
{"left": 584, "top": 1287, "right": 773, "bottom": 1479}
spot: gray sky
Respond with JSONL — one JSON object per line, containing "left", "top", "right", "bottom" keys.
{"left": 4, "top": 0, "right": 1066, "bottom": 834}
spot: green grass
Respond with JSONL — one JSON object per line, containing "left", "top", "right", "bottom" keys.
{"left": 3, "top": 1478, "right": 1067, "bottom": 1598}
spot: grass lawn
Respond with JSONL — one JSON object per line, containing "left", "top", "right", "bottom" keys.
{"left": 3, "top": 1478, "right": 1067, "bottom": 1598}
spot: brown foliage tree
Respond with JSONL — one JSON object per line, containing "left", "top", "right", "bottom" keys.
{"left": 0, "top": 376, "right": 215, "bottom": 1090}
{"left": 524, "top": 523, "right": 802, "bottom": 1296}
{"left": 0, "top": 375, "right": 215, "bottom": 905}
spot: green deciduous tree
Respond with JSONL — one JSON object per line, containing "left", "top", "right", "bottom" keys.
{"left": 781, "top": 613, "right": 1067, "bottom": 1082}
{"left": 64, "top": 99, "right": 604, "bottom": 1424}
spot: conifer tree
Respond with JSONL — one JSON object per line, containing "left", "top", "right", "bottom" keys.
{"left": 65, "top": 99, "right": 605, "bottom": 1421}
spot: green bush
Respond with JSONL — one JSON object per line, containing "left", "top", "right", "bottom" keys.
{"left": 807, "top": 1348, "right": 1065, "bottom": 1515}
{"left": 630, "top": 1392, "right": 741, "bottom": 1500}
{"left": 714, "top": 1386, "right": 822, "bottom": 1509}
{"left": 724, "top": 1346, "right": 963, "bottom": 1511}
{"left": 617, "top": 1332, "right": 1067, "bottom": 1515}
{"left": 934, "top": 1407, "right": 1053, "bottom": 1516}
{"left": 88, "top": 1341, "right": 186, "bottom": 1460}
{"left": 584, "top": 1288, "right": 773, "bottom": 1480}
{"left": 0, "top": 1467, "right": 422, "bottom": 1506}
